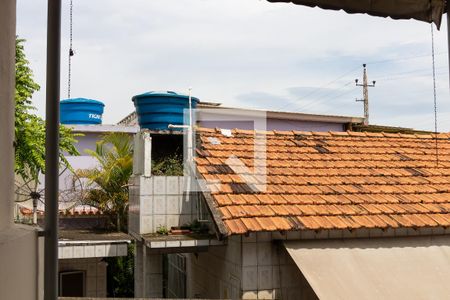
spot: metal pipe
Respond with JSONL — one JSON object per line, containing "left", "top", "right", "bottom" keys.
{"left": 44, "top": 0, "right": 62, "bottom": 299}
{"left": 187, "top": 87, "right": 193, "bottom": 163}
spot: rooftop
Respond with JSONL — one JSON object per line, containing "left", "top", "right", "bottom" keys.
{"left": 195, "top": 128, "right": 450, "bottom": 236}
{"left": 117, "top": 103, "right": 364, "bottom": 126}
{"left": 69, "top": 124, "right": 139, "bottom": 134}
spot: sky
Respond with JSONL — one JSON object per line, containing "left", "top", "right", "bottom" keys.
{"left": 16, "top": 0, "right": 450, "bottom": 131}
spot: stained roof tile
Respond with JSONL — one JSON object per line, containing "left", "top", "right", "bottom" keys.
{"left": 196, "top": 129, "right": 450, "bottom": 235}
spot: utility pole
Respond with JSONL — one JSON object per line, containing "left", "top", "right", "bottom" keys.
{"left": 355, "top": 64, "right": 376, "bottom": 126}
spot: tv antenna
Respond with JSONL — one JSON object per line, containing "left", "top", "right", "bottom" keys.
{"left": 14, "top": 168, "right": 85, "bottom": 225}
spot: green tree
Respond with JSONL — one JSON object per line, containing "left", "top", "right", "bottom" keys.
{"left": 78, "top": 133, "right": 133, "bottom": 232}
{"left": 105, "top": 244, "right": 134, "bottom": 297}
{"left": 14, "top": 38, "right": 79, "bottom": 181}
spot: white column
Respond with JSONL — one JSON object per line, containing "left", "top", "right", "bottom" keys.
{"left": 0, "top": 0, "right": 16, "bottom": 230}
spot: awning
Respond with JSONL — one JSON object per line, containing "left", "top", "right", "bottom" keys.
{"left": 284, "top": 235, "right": 450, "bottom": 300}
{"left": 268, "top": 0, "right": 446, "bottom": 29}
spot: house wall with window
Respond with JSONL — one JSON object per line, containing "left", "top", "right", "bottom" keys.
{"left": 58, "top": 257, "right": 107, "bottom": 298}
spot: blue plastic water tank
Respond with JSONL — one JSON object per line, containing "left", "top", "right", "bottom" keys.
{"left": 60, "top": 98, "right": 105, "bottom": 125}
{"left": 132, "top": 91, "right": 199, "bottom": 130}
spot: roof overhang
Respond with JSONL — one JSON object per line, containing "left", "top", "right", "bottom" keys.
{"left": 58, "top": 230, "right": 131, "bottom": 259}
{"left": 268, "top": 0, "right": 446, "bottom": 29}
{"left": 284, "top": 235, "right": 450, "bottom": 300}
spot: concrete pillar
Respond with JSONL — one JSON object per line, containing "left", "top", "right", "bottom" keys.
{"left": 144, "top": 250, "right": 163, "bottom": 298}
{"left": 0, "top": 0, "right": 15, "bottom": 231}
{"left": 134, "top": 241, "right": 163, "bottom": 298}
{"left": 134, "top": 241, "right": 145, "bottom": 297}
{"left": 132, "top": 131, "right": 152, "bottom": 176}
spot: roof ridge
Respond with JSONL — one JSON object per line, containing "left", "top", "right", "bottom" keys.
{"left": 195, "top": 127, "right": 445, "bottom": 140}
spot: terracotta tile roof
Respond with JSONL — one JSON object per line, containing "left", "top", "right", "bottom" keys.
{"left": 18, "top": 204, "right": 101, "bottom": 216}
{"left": 195, "top": 128, "right": 450, "bottom": 235}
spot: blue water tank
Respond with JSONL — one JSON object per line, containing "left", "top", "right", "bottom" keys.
{"left": 132, "top": 91, "right": 199, "bottom": 130}
{"left": 60, "top": 98, "right": 105, "bottom": 125}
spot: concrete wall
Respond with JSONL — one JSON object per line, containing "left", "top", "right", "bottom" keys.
{"left": 240, "top": 233, "right": 317, "bottom": 300}
{"left": 184, "top": 233, "right": 317, "bottom": 299}
{"left": 129, "top": 175, "right": 199, "bottom": 236}
{"left": 186, "top": 235, "right": 242, "bottom": 299}
{"left": 59, "top": 257, "right": 107, "bottom": 297}
{"left": 129, "top": 131, "right": 200, "bottom": 236}
{"left": 134, "top": 241, "right": 163, "bottom": 298}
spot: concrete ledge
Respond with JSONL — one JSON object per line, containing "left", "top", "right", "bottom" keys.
{"left": 142, "top": 233, "right": 225, "bottom": 251}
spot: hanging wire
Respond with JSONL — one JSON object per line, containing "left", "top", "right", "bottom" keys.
{"left": 68, "top": 0, "right": 74, "bottom": 99}
{"left": 431, "top": 23, "right": 439, "bottom": 166}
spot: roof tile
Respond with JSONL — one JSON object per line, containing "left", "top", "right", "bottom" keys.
{"left": 196, "top": 128, "right": 450, "bottom": 235}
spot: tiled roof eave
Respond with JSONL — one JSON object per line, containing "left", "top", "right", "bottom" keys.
{"left": 195, "top": 128, "right": 450, "bottom": 236}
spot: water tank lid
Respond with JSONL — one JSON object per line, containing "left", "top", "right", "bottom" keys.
{"left": 60, "top": 98, "right": 105, "bottom": 106}
{"left": 132, "top": 91, "right": 200, "bottom": 102}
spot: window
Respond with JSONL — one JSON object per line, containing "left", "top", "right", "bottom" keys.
{"left": 59, "top": 270, "right": 86, "bottom": 297}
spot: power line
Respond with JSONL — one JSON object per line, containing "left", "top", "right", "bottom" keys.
{"left": 431, "top": 24, "right": 439, "bottom": 166}
{"left": 275, "top": 65, "right": 360, "bottom": 112}
{"left": 294, "top": 81, "right": 353, "bottom": 112}
{"left": 366, "top": 51, "right": 447, "bottom": 65}
{"left": 67, "top": 0, "right": 74, "bottom": 99}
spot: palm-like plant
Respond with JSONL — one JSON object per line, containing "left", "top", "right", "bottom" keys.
{"left": 78, "top": 133, "right": 133, "bottom": 232}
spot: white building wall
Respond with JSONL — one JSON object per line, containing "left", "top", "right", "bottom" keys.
{"left": 0, "top": 1, "right": 42, "bottom": 300}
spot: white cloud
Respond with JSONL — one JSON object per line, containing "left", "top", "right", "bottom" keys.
{"left": 16, "top": 0, "right": 450, "bottom": 131}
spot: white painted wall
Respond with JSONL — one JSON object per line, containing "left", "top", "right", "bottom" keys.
{"left": 0, "top": 0, "right": 15, "bottom": 231}
{"left": 0, "top": 2, "right": 42, "bottom": 300}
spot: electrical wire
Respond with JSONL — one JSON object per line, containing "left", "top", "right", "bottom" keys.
{"left": 367, "top": 51, "right": 447, "bottom": 65}
{"left": 275, "top": 66, "right": 361, "bottom": 112}
{"left": 295, "top": 81, "right": 354, "bottom": 111}
{"left": 431, "top": 24, "right": 439, "bottom": 166}
{"left": 68, "top": 0, "right": 74, "bottom": 99}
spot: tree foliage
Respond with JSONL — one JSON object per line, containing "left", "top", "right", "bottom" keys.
{"left": 106, "top": 244, "right": 134, "bottom": 297}
{"left": 14, "top": 38, "right": 79, "bottom": 181}
{"left": 78, "top": 133, "right": 133, "bottom": 232}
